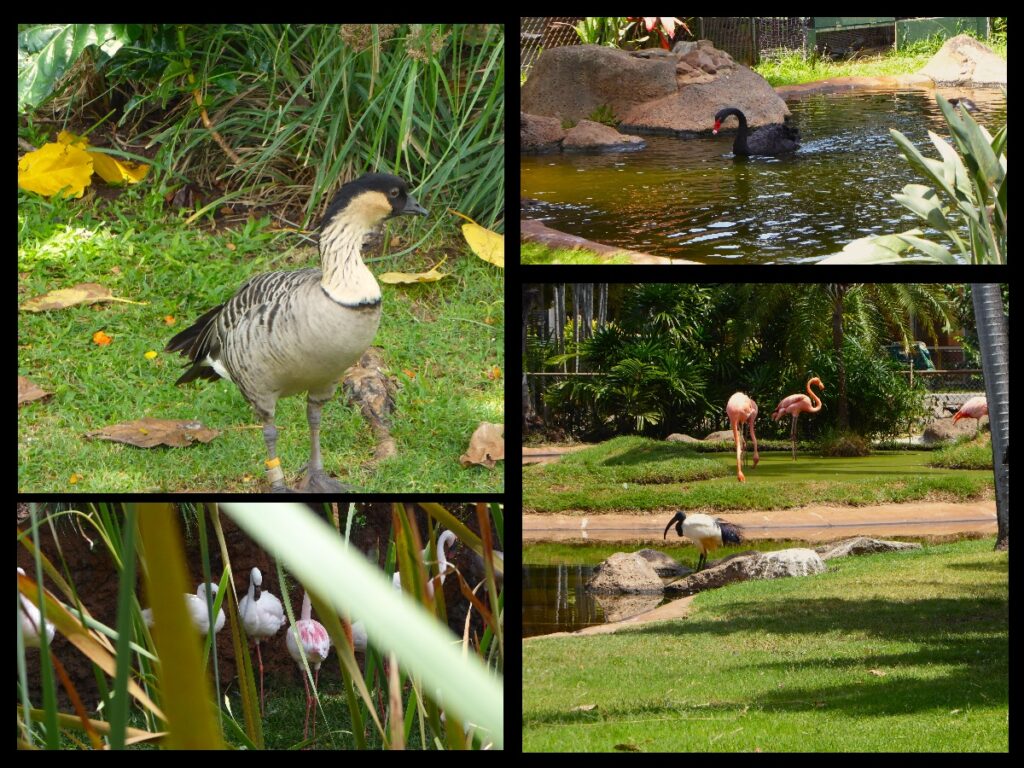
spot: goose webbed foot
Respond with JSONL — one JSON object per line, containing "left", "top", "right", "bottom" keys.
{"left": 298, "top": 470, "right": 353, "bottom": 494}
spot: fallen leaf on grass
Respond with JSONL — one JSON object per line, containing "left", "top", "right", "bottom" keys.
{"left": 868, "top": 669, "right": 886, "bottom": 677}
{"left": 85, "top": 418, "right": 220, "bottom": 448}
{"left": 93, "top": 330, "right": 113, "bottom": 346}
{"left": 449, "top": 209, "right": 504, "bottom": 268}
{"left": 614, "top": 744, "right": 641, "bottom": 752}
{"left": 485, "top": 365, "right": 501, "bottom": 380}
{"left": 459, "top": 422, "right": 504, "bottom": 468}
{"left": 379, "top": 258, "right": 449, "bottom": 284}
{"left": 18, "top": 139, "right": 93, "bottom": 198}
{"left": 20, "top": 283, "right": 145, "bottom": 312}
{"left": 571, "top": 704, "right": 597, "bottom": 712}
{"left": 18, "top": 376, "right": 51, "bottom": 406}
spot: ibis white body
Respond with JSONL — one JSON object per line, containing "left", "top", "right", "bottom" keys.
{"left": 663, "top": 511, "right": 743, "bottom": 571}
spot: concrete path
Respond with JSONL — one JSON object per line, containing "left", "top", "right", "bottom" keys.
{"left": 524, "top": 502, "right": 997, "bottom": 542}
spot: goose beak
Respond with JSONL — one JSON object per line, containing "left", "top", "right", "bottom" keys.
{"left": 401, "top": 194, "right": 429, "bottom": 217}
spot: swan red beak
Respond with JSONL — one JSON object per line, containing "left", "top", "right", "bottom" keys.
{"left": 712, "top": 119, "right": 721, "bottom": 135}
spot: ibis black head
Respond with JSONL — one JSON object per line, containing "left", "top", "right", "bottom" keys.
{"left": 663, "top": 511, "right": 687, "bottom": 540}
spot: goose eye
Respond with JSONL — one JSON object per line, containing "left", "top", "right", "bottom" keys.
{"left": 389, "top": 187, "right": 399, "bottom": 198}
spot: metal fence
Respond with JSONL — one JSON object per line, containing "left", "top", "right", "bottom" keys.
{"left": 521, "top": 17, "right": 582, "bottom": 78}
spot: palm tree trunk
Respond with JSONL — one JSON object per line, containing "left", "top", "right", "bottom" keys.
{"left": 831, "top": 284, "right": 849, "bottom": 430}
{"left": 971, "top": 284, "right": 1009, "bottom": 550}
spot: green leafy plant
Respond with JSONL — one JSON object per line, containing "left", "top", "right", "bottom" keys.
{"left": 573, "top": 18, "right": 629, "bottom": 46}
{"left": 587, "top": 104, "right": 618, "bottom": 127}
{"left": 821, "top": 94, "right": 1006, "bottom": 264}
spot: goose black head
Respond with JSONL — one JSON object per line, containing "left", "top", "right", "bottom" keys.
{"left": 663, "top": 510, "right": 687, "bottom": 540}
{"left": 322, "top": 173, "right": 428, "bottom": 232}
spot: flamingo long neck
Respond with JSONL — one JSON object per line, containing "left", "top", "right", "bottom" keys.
{"left": 301, "top": 591, "right": 312, "bottom": 622}
{"left": 806, "top": 380, "right": 823, "bottom": 412}
{"left": 437, "top": 531, "right": 456, "bottom": 584}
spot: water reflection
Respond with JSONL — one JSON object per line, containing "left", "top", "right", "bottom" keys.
{"left": 521, "top": 88, "right": 1006, "bottom": 263}
{"left": 522, "top": 565, "right": 604, "bottom": 638}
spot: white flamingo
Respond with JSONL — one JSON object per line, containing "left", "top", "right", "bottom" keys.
{"left": 392, "top": 529, "right": 457, "bottom": 597}
{"left": 286, "top": 591, "right": 331, "bottom": 745}
{"left": 18, "top": 567, "right": 56, "bottom": 648}
{"left": 238, "top": 567, "right": 285, "bottom": 714}
{"left": 142, "top": 583, "right": 225, "bottom": 635}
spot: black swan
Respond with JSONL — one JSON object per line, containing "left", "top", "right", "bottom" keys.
{"left": 713, "top": 107, "right": 800, "bottom": 156}
{"left": 948, "top": 97, "right": 979, "bottom": 112}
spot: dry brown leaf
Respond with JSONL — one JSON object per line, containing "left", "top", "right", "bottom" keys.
{"left": 459, "top": 422, "right": 504, "bottom": 468}
{"left": 20, "top": 283, "right": 144, "bottom": 312}
{"left": 18, "top": 376, "right": 51, "bottom": 406}
{"left": 85, "top": 418, "right": 220, "bottom": 448}
{"left": 343, "top": 348, "right": 398, "bottom": 463}
{"left": 614, "top": 744, "right": 640, "bottom": 752}
{"left": 868, "top": 669, "right": 886, "bottom": 677}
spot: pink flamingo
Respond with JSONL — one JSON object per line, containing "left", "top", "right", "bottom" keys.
{"left": 238, "top": 567, "right": 285, "bottom": 716}
{"left": 772, "top": 377, "right": 825, "bottom": 460}
{"left": 726, "top": 392, "right": 760, "bottom": 482}
{"left": 952, "top": 396, "right": 988, "bottom": 436}
{"left": 286, "top": 591, "right": 331, "bottom": 746}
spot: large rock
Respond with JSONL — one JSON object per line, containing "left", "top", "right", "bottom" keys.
{"left": 586, "top": 552, "right": 665, "bottom": 594}
{"left": 665, "top": 433, "right": 700, "bottom": 443}
{"left": 749, "top": 548, "right": 825, "bottom": 578}
{"left": 635, "top": 548, "right": 691, "bottom": 578}
{"left": 664, "top": 548, "right": 823, "bottom": 596}
{"left": 521, "top": 40, "right": 790, "bottom": 135}
{"left": 522, "top": 44, "right": 678, "bottom": 122}
{"left": 562, "top": 120, "right": 646, "bottom": 152}
{"left": 815, "top": 537, "right": 922, "bottom": 561}
{"left": 520, "top": 112, "right": 565, "bottom": 154}
{"left": 919, "top": 35, "right": 1007, "bottom": 86}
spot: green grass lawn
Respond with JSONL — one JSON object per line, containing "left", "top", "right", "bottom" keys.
{"left": 523, "top": 538, "right": 1008, "bottom": 752}
{"left": 523, "top": 436, "right": 992, "bottom": 513}
{"left": 754, "top": 33, "right": 1006, "bottom": 87}
{"left": 18, "top": 188, "right": 503, "bottom": 492}
{"left": 520, "top": 242, "right": 631, "bottom": 265}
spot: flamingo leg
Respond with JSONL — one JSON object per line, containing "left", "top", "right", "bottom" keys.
{"left": 748, "top": 415, "right": 760, "bottom": 468}
{"left": 732, "top": 419, "right": 745, "bottom": 482}
{"left": 790, "top": 414, "right": 799, "bottom": 460}
{"left": 256, "top": 640, "right": 265, "bottom": 717}
{"left": 302, "top": 669, "right": 311, "bottom": 743}
{"left": 312, "top": 666, "right": 321, "bottom": 745}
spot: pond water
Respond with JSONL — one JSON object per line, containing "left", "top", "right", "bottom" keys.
{"left": 523, "top": 564, "right": 606, "bottom": 637}
{"left": 520, "top": 89, "right": 1006, "bottom": 264}
{"left": 523, "top": 563, "right": 683, "bottom": 637}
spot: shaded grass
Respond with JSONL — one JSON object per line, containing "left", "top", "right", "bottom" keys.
{"left": 523, "top": 538, "right": 1008, "bottom": 752}
{"left": 523, "top": 437, "right": 992, "bottom": 513}
{"left": 18, "top": 188, "right": 503, "bottom": 492}
{"left": 520, "top": 242, "right": 631, "bottom": 265}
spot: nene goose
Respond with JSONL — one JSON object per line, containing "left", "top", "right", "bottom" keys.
{"left": 166, "top": 173, "right": 428, "bottom": 492}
